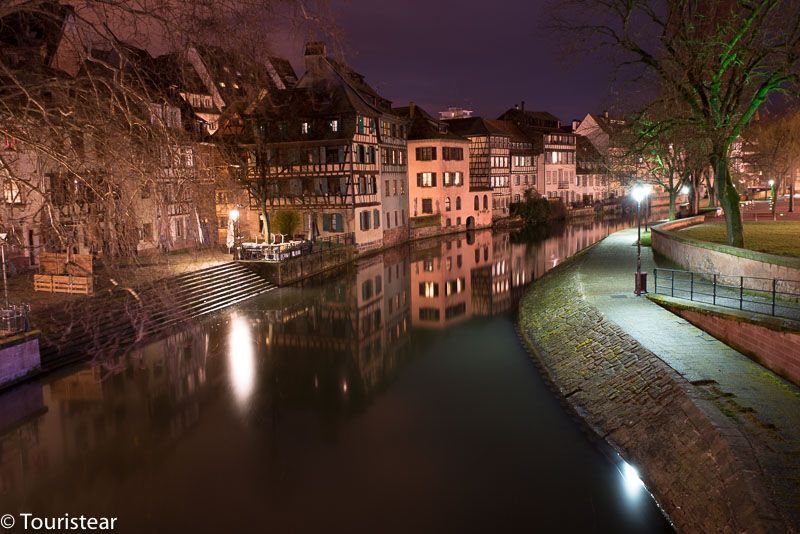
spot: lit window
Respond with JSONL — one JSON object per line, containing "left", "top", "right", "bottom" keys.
{"left": 302, "top": 122, "right": 310, "bottom": 134}
{"left": 329, "top": 119, "right": 339, "bottom": 132}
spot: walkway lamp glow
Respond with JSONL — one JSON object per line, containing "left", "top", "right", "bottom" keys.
{"left": 632, "top": 184, "right": 650, "bottom": 296}
{"left": 680, "top": 185, "right": 690, "bottom": 195}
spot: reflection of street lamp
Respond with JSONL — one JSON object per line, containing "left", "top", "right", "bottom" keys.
{"left": 632, "top": 184, "right": 651, "bottom": 296}
{"left": 0, "top": 232, "right": 7, "bottom": 307}
{"left": 229, "top": 208, "right": 240, "bottom": 259}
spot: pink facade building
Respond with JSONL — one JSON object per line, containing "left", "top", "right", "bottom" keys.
{"left": 396, "top": 105, "right": 491, "bottom": 237}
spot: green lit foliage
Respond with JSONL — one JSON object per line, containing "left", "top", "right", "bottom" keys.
{"left": 554, "top": 0, "right": 800, "bottom": 247}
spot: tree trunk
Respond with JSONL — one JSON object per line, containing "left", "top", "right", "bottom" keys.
{"left": 668, "top": 189, "right": 677, "bottom": 220}
{"left": 711, "top": 145, "right": 744, "bottom": 247}
{"left": 260, "top": 194, "right": 271, "bottom": 243}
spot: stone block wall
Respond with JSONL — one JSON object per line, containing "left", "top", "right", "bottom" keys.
{"left": 660, "top": 302, "right": 800, "bottom": 386}
{"left": 0, "top": 331, "right": 41, "bottom": 388}
{"left": 652, "top": 217, "right": 800, "bottom": 293}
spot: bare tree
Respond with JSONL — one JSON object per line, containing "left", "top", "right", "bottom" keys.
{"left": 742, "top": 109, "right": 800, "bottom": 215}
{"left": 554, "top": 0, "right": 800, "bottom": 246}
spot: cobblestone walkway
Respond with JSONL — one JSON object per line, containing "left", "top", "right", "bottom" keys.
{"left": 519, "top": 228, "right": 800, "bottom": 532}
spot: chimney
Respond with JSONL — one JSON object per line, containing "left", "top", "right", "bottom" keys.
{"left": 521, "top": 100, "right": 525, "bottom": 113}
{"left": 304, "top": 41, "right": 327, "bottom": 73}
{"left": 603, "top": 110, "right": 609, "bottom": 119}
{"left": 409, "top": 101, "right": 416, "bottom": 118}
{"left": 572, "top": 119, "right": 580, "bottom": 131}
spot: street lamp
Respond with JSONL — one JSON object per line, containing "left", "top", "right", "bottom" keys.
{"left": 228, "top": 208, "right": 240, "bottom": 259}
{"left": 768, "top": 179, "right": 777, "bottom": 220}
{"left": 680, "top": 185, "right": 690, "bottom": 195}
{"left": 632, "top": 184, "right": 650, "bottom": 296}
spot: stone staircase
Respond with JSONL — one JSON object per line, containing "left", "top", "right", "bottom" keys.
{"left": 39, "top": 262, "right": 275, "bottom": 369}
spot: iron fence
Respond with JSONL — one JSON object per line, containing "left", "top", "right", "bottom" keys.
{"left": 0, "top": 303, "right": 31, "bottom": 336}
{"left": 653, "top": 268, "right": 800, "bottom": 320}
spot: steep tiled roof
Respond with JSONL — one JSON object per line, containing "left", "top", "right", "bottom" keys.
{"left": 394, "top": 105, "right": 467, "bottom": 141}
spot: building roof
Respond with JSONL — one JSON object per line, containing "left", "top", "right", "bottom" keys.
{"left": 393, "top": 104, "right": 467, "bottom": 142}
{"left": 576, "top": 135, "right": 604, "bottom": 174}
{"left": 444, "top": 117, "right": 510, "bottom": 138}
{"left": 497, "top": 107, "right": 561, "bottom": 131}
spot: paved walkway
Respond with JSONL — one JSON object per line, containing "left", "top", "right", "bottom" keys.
{"left": 576, "top": 228, "right": 800, "bottom": 527}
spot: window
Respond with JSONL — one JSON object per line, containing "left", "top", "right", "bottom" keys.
{"left": 483, "top": 195, "right": 488, "bottom": 210}
{"left": 443, "top": 172, "right": 452, "bottom": 186}
{"left": 419, "top": 282, "right": 439, "bottom": 298}
{"left": 322, "top": 213, "right": 344, "bottom": 232}
{"left": 360, "top": 211, "right": 371, "bottom": 230}
{"left": 357, "top": 115, "right": 366, "bottom": 134}
{"left": 386, "top": 213, "right": 391, "bottom": 228}
{"left": 421, "top": 198, "right": 433, "bottom": 214}
{"left": 445, "top": 303, "right": 467, "bottom": 320}
{"left": 362, "top": 279, "right": 373, "bottom": 300}
{"left": 301, "top": 122, "right": 310, "bottom": 134}
{"left": 329, "top": 119, "right": 339, "bottom": 132}
{"left": 373, "top": 209, "right": 380, "bottom": 228}
{"left": 442, "top": 146, "right": 464, "bottom": 160}
{"left": 415, "top": 147, "right": 437, "bottom": 161}
{"left": 445, "top": 278, "right": 465, "bottom": 296}
{"left": 445, "top": 197, "right": 451, "bottom": 211}
{"left": 474, "top": 196, "right": 479, "bottom": 210}
{"left": 174, "top": 218, "right": 184, "bottom": 238}
{"left": 141, "top": 182, "right": 152, "bottom": 199}
{"left": 419, "top": 308, "right": 440, "bottom": 321}
{"left": 141, "top": 222, "right": 153, "bottom": 240}
{"left": 456, "top": 197, "right": 461, "bottom": 210}
{"left": 417, "top": 172, "right": 436, "bottom": 187}
{"left": 454, "top": 172, "right": 462, "bottom": 185}
{"left": 446, "top": 218, "right": 451, "bottom": 227}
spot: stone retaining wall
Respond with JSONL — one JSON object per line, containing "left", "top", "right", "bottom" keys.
{"left": 0, "top": 331, "right": 41, "bottom": 389}
{"left": 650, "top": 295, "right": 800, "bottom": 387}
{"left": 652, "top": 217, "right": 800, "bottom": 292}
{"left": 518, "top": 259, "right": 781, "bottom": 532}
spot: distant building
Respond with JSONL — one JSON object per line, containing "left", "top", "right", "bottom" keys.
{"left": 498, "top": 105, "right": 579, "bottom": 205}
{"left": 242, "top": 42, "right": 396, "bottom": 252}
{"left": 444, "top": 117, "right": 512, "bottom": 219}
{"left": 396, "top": 104, "right": 491, "bottom": 236}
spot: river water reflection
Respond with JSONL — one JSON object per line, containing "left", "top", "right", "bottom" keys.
{"left": 0, "top": 219, "right": 672, "bottom": 533}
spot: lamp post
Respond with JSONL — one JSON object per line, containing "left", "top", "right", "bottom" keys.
{"left": 768, "top": 179, "right": 776, "bottom": 220}
{"left": 229, "top": 208, "right": 240, "bottom": 260}
{"left": 632, "top": 184, "right": 650, "bottom": 296}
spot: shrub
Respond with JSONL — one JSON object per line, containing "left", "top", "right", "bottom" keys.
{"left": 273, "top": 210, "right": 302, "bottom": 236}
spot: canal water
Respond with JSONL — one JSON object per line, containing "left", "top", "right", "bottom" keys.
{"left": 0, "top": 219, "right": 673, "bottom": 533}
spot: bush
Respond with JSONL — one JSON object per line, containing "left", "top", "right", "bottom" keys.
{"left": 510, "top": 191, "right": 566, "bottom": 227}
{"left": 273, "top": 210, "right": 302, "bottom": 236}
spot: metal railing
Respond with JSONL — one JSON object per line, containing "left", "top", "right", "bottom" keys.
{"left": 653, "top": 268, "right": 800, "bottom": 320}
{"left": 0, "top": 304, "right": 31, "bottom": 336}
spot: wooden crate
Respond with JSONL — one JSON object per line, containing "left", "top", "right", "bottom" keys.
{"left": 38, "top": 252, "right": 93, "bottom": 275}
{"left": 34, "top": 274, "right": 93, "bottom": 295}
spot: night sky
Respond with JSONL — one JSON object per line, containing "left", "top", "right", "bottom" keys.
{"left": 324, "top": 0, "right": 621, "bottom": 123}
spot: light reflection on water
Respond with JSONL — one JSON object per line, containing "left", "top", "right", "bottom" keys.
{"left": 0, "top": 219, "right": 673, "bottom": 533}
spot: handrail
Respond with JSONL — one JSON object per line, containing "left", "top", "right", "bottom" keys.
{"left": 653, "top": 268, "right": 800, "bottom": 320}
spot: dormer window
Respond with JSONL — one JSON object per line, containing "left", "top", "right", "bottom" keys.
{"left": 301, "top": 122, "right": 310, "bottom": 134}
{"left": 219, "top": 82, "right": 226, "bottom": 88}
{"left": 329, "top": 119, "right": 339, "bottom": 132}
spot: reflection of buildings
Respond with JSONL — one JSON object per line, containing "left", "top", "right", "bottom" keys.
{"left": 0, "top": 331, "right": 210, "bottom": 507}
{"left": 0, "top": 219, "right": 638, "bottom": 511}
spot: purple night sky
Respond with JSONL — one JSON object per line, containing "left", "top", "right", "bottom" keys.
{"left": 326, "top": 0, "right": 622, "bottom": 123}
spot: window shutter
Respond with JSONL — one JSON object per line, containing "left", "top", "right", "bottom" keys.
{"left": 431, "top": 173, "right": 437, "bottom": 187}
{"left": 432, "top": 147, "right": 437, "bottom": 160}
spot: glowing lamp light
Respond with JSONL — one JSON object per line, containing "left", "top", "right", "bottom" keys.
{"left": 228, "top": 314, "right": 256, "bottom": 410}
{"left": 680, "top": 185, "right": 690, "bottom": 195}
{"left": 229, "top": 208, "right": 240, "bottom": 222}
{"left": 621, "top": 461, "right": 645, "bottom": 497}
{"left": 768, "top": 179, "right": 775, "bottom": 187}
{"left": 631, "top": 184, "right": 649, "bottom": 204}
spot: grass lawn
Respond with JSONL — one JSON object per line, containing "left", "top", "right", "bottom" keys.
{"left": 679, "top": 221, "right": 800, "bottom": 257}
